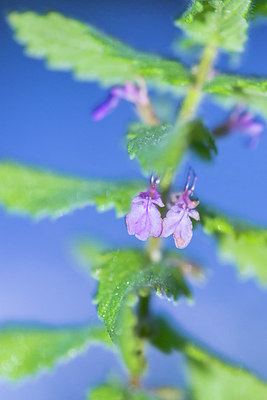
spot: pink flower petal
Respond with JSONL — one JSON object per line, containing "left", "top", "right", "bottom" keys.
{"left": 173, "top": 215, "right": 193, "bottom": 249}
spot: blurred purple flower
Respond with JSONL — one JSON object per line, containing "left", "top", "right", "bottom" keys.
{"left": 126, "top": 177, "right": 164, "bottom": 241}
{"left": 213, "top": 107, "right": 264, "bottom": 147}
{"left": 92, "top": 81, "right": 149, "bottom": 120}
{"left": 162, "top": 173, "right": 200, "bottom": 249}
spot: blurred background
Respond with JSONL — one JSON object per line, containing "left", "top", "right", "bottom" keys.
{"left": 1, "top": 0, "right": 267, "bottom": 399}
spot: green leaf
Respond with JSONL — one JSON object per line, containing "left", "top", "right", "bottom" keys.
{"left": 200, "top": 205, "right": 267, "bottom": 285}
{"left": 151, "top": 316, "right": 267, "bottom": 400}
{"left": 127, "top": 120, "right": 214, "bottom": 176}
{"left": 127, "top": 123, "right": 170, "bottom": 175}
{"left": 205, "top": 74, "right": 267, "bottom": 117}
{"left": 0, "top": 161, "right": 145, "bottom": 219}
{"left": 187, "top": 344, "right": 267, "bottom": 400}
{"left": 116, "top": 300, "right": 147, "bottom": 377}
{"left": 188, "top": 120, "right": 218, "bottom": 160}
{"left": 78, "top": 244, "right": 190, "bottom": 339}
{"left": 250, "top": 0, "right": 267, "bottom": 19}
{"left": 0, "top": 323, "right": 111, "bottom": 380}
{"left": 8, "top": 11, "right": 191, "bottom": 89}
{"left": 89, "top": 382, "right": 160, "bottom": 400}
{"left": 175, "top": 0, "right": 252, "bottom": 53}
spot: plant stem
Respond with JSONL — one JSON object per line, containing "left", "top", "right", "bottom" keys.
{"left": 136, "top": 101, "right": 160, "bottom": 126}
{"left": 178, "top": 41, "right": 217, "bottom": 124}
{"left": 132, "top": 44, "right": 217, "bottom": 384}
{"left": 160, "top": 41, "right": 218, "bottom": 190}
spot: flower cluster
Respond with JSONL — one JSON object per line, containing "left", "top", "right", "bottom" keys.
{"left": 126, "top": 174, "right": 200, "bottom": 249}
{"left": 92, "top": 81, "right": 149, "bottom": 120}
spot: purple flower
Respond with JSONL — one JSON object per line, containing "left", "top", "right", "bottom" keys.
{"left": 126, "top": 178, "right": 164, "bottom": 241}
{"left": 227, "top": 107, "right": 264, "bottom": 147}
{"left": 92, "top": 81, "right": 149, "bottom": 121}
{"left": 162, "top": 173, "right": 200, "bottom": 249}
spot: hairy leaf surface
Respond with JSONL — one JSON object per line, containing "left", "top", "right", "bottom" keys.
{"left": 127, "top": 120, "right": 216, "bottom": 175}
{"left": 0, "top": 162, "right": 145, "bottom": 219}
{"left": 176, "top": 0, "right": 251, "bottom": 52}
{"left": 78, "top": 245, "right": 190, "bottom": 339}
{"left": 0, "top": 324, "right": 110, "bottom": 379}
{"left": 8, "top": 11, "right": 191, "bottom": 89}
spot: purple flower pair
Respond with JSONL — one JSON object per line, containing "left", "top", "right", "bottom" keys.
{"left": 92, "top": 81, "right": 149, "bottom": 121}
{"left": 126, "top": 174, "right": 200, "bottom": 249}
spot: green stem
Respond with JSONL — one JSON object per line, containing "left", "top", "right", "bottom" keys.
{"left": 161, "top": 41, "right": 218, "bottom": 190}
{"left": 132, "top": 44, "right": 217, "bottom": 383}
{"left": 178, "top": 41, "right": 217, "bottom": 123}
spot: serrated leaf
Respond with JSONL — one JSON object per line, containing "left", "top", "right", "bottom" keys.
{"left": 200, "top": 205, "right": 267, "bottom": 285}
{"left": 0, "top": 323, "right": 111, "bottom": 380}
{"left": 175, "top": 0, "right": 252, "bottom": 53}
{"left": 151, "top": 316, "right": 267, "bottom": 400}
{"left": 0, "top": 162, "right": 145, "bottom": 219}
{"left": 205, "top": 74, "right": 267, "bottom": 117}
{"left": 127, "top": 120, "right": 215, "bottom": 176}
{"left": 78, "top": 244, "right": 190, "bottom": 339}
{"left": 8, "top": 11, "right": 191, "bottom": 89}
{"left": 250, "top": 0, "right": 267, "bottom": 18}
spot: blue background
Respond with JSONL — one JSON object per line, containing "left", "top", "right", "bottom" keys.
{"left": 1, "top": 0, "right": 267, "bottom": 398}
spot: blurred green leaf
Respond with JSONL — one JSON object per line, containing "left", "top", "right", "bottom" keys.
{"left": 200, "top": 205, "right": 267, "bottom": 284}
{"left": 0, "top": 323, "right": 110, "bottom": 380}
{"left": 127, "top": 120, "right": 215, "bottom": 176}
{"left": 205, "top": 74, "right": 267, "bottom": 117}
{"left": 175, "top": 0, "right": 251, "bottom": 53}
{"left": 187, "top": 343, "right": 267, "bottom": 400}
{"left": 89, "top": 382, "right": 161, "bottom": 400}
{"left": 0, "top": 162, "right": 145, "bottom": 219}
{"left": 8, "top": 11, "right": 191, "bottom": 89}
{"left": 116, "top": 300, "right": 147, "bottom": 378}
{"left": 78, "top": 244, "right": 190, "bottom": 339}
{"left": 151, "top": 316, "right": 267, "bottom": 400}
{"left": 188, "top": 120, "right": 218, "bottom": 160}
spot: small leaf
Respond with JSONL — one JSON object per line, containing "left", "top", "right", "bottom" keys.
{"left": 127, "top": 120, "right": 214, "bottom": 176}
{"left": 8, "top": 11, "right": 191, "bottom": 89}
{"left": 78, "top": 244, "right": 190, "bottom": 339}
{"left": 151, "top": 316, "right": 267, "bottom": 400}
{"left": 0, "top": 323, "right": 111, "bottom": 380}
{"left": 205, "top": 74, "right": 267, "bottom": 117}
{"left": 0, "top": 161, "right": 145, "bottom": 219}
{"left": 200, "top": 205, "right": 267, "bottom": 285}
{"left": 175, "top": 0, "right": 252, "bottom": 53}
{"left": 188, "top": 120, "right": 218, "bottom": 160}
